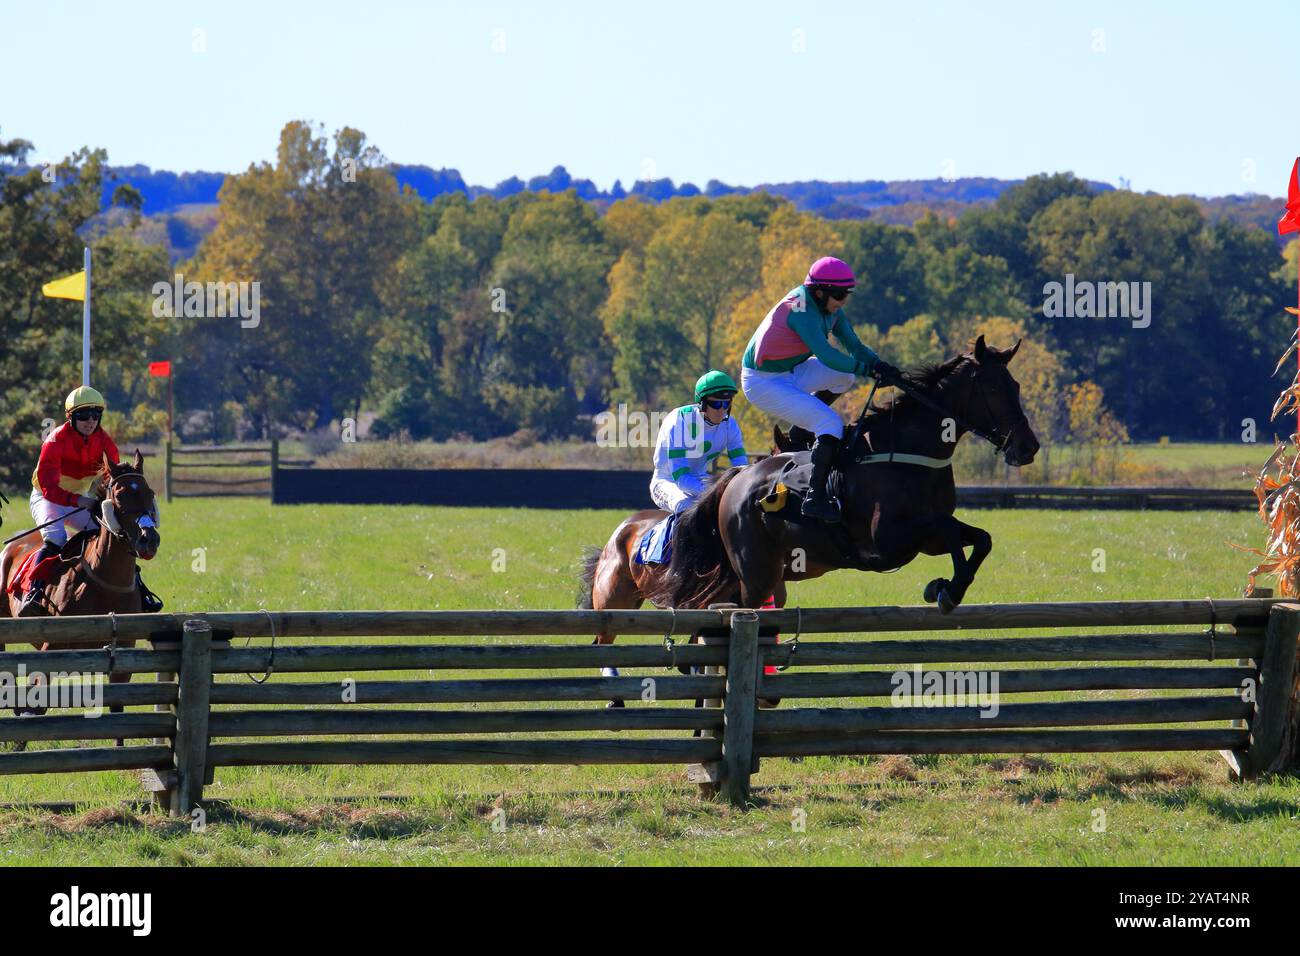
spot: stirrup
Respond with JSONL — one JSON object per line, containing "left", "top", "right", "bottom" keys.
{"left": 801, "top": 493, "right": 841, "bottom": 522}
{"left": 16, "top": 587, "right": 46, "bottom": 618}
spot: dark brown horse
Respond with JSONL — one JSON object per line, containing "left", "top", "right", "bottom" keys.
{"left": 0, "top": 452, "right": 161, "bottom": 737}
{"left": 644, "top": 336, "right": 1039, "bottom": 613}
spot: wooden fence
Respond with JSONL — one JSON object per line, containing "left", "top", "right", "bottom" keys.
{"left": 0, "top": 598, "right": 1296, "bottom": 810}
{"left": 163, "top": 441, "right": 314, "bottom": 501}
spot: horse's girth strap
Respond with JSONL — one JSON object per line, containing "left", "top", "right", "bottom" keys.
{"left": 854, "top": 452, "right": 953, "bottom": 468}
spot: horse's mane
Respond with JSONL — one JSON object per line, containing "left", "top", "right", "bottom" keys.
{"left": 871, "top": 354, "right": 966, "bottom": 413}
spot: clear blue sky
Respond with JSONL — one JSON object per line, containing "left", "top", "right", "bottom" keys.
{"left": 2, "top": 0, "right": 1297, "bottom": 197}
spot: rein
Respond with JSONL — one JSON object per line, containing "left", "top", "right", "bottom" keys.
{"left": 849, "top": 363, "right": 1026, "bottom": 461}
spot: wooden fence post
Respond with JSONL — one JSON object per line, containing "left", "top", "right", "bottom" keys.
{"left": 688, "top": 603, "right": 734, "bottom": 798}
{"left": 1242, "top": 602, "right": 1300, "bottom": 778}
{"left": 142, "top": 657, "right": 178, "bottom": 813}
{"left": 721, "top": 610, "right": 760, "bottom": 807}
{"left": 269, "top": 438, "right": 279, "bottom": 502}
{"left": 164, "top": 440, "right": 173, "bottom": 504}
{"left": 170, "top": 619, "right": 213, "bottom": 816}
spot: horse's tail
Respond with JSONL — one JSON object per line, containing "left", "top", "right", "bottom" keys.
{"left": 644, "top": 469, "right": 743, "bottom": 610}
{"left": 576, "top": 545, "right": 602, "bottom": 609}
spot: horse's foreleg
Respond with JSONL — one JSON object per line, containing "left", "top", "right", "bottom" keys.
{"left": 894, "top": 515, "right": 973, "bottom": 613}
{"left": 927, "top": 516, "right": 974, "bottom": 612}
{"left": 948, "top": 520, "right": 992, "bottom": 604}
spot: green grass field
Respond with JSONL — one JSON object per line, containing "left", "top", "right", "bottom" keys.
{"left": 0, "top": 496, "right": 1296, "bottom": 866}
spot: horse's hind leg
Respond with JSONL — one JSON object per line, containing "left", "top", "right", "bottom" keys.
{"left": 590, "top": 554, "right": 644, "bottom": 710}
{"left": 107, "top": 671, "right": 133, "bottom": 746}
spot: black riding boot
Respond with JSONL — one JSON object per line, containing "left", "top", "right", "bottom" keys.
{"left": 789, "top": 392, "right": 843, "bottom": 450}
{"left": 801, "top": 435, "right": 842, "bottom": 522}
{"left": 16, "top": 541, "right": 61, "bottom": 617}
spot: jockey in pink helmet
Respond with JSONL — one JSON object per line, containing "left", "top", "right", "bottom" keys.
{"left": 740, "top": 256, "right": 901, "bottom": 522}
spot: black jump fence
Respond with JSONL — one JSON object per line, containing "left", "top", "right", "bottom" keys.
{"left": 0, "top": 598, "right": 1296, "bottom": 811}
{"left": 270, "top": 467, "right": 1254, "bottom": 511}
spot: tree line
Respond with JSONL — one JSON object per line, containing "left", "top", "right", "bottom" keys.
{"left": 0, "top": 121, "right": 1294, "bottom": 490}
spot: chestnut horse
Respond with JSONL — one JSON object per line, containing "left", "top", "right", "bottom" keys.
{"left": 577, "top": 509, "right": 788, "bottom": 709}
{"left": 644, "top": 337, "right": 1039, "bottom": 614}
{"left": 0, "top": 452, "right": 161, "bottom": 741}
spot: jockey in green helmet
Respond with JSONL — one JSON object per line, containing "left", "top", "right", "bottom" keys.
{"left": 650, "top": 370, "right": 749, "bottom": 514}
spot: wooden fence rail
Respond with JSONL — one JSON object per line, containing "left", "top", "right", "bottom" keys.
{"left": 0, "top": 598, "right": 1296, "bottom": 811}
{"left": 163, "top": 440, "right": 314, "bottom": 501}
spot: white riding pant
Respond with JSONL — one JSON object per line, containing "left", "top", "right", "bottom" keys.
{"left": 741, "top": 359, "right": 855, "bottom": 438}
{"left": 649, "top": 477, "right": 694, "bottom": 514}
{"left": 29, "top": 489, "right": 95, "bottom": 547}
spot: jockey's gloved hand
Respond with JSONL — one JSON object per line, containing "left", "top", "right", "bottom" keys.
{"left": 872, "top": 361, "right": 903, "bottom": 386}
{"left": 75, "top": 495, "right": 98, "bottom": 511}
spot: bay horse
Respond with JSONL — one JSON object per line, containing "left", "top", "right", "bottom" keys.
{"left": 0, "top": 452, "right": 161, "bottom": 742}
{"left": 643, "top": 336, "right": 1039, "bottom": 613}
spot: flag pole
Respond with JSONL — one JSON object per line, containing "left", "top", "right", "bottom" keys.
{"left": 82, "top": 245, "right": 91, "bottom": 386}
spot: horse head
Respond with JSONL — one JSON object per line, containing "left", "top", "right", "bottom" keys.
{"left": 961, "top": 335, "right": 1040, "bottom": 466}
{"left": 99, "top": 451, "right": 160, "bottom": 560}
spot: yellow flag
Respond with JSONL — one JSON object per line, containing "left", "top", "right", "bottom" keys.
{"left": 42, "top": 270, "right": 86, "bottom": 301}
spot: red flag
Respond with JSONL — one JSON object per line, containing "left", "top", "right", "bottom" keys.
{"left": 149, "top": 360, "right": 171, "bottom": 377}
{"left": 1281, "top": 158, "right": 1300, "bottom": 235}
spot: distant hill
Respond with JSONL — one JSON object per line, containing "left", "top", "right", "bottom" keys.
{"left": 80, "top": 162, "right": 1288, "bottom": 261}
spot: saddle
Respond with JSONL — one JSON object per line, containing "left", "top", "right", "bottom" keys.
{"left": 757, "top": 454, "right": 848, "bottom": 525}
{"left": 6, "top": 528, "right": 97, "bottom": 598}
{"left": 756, "top": 454, "right": 869, "bottom": 570}
{"left": 634, "top": 513, "right": 678, "bottom": 566}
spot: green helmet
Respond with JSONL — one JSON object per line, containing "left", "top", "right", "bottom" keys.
{"left": 694, "top": 370, "right": 738, "bottom": 403}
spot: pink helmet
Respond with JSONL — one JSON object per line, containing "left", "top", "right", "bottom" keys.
{"left": 805, "top": 256, "right": 855, "bottom": 289}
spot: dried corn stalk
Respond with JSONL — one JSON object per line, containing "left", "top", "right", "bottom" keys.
{"left": 1234, "top": 307, "right": 1300, "bottom": 596}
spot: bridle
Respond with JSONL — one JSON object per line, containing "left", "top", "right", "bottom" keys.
{"left": 98, "top": 470, "right": 159, "bottom": 557}
{"left": 852, "top": 360, "right": 1028, "bottom": 457}
{"left": 958, "top": 362, "right": 1030, "bottom": 455}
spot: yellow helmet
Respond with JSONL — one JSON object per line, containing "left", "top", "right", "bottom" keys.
{"left": 65, "top": 385, "right": 106, "bottom": 416}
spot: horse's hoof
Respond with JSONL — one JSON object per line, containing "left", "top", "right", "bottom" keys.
{"left": 924, "top": 578, "right": 949, "bottom": 603}
{"left": 606, "top": 699, "right": 625, "bottom": 709}
{"left": 758, "top": 698, "right": 782, "bottom": 709}
{"left": 937, "top": 590, "right": 957, "bottom": 614}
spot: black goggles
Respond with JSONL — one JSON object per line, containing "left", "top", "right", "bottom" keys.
{"left": 72, "top": 408, "right": 103, "bottom": 421}
{"left": 702, "top": 396, "right": 733, "bottom": 410}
